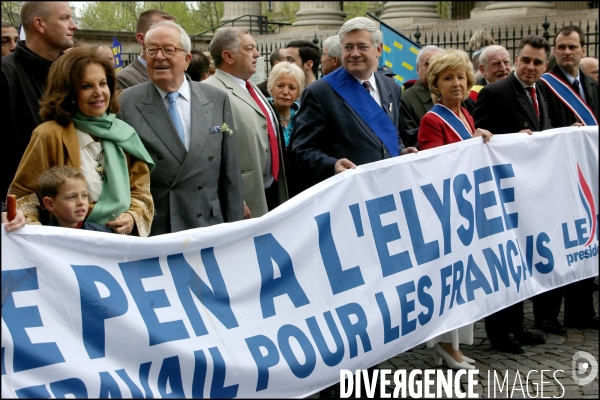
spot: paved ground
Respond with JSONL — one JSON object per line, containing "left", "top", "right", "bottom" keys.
{"left": 308, "top": 288, "right": 599, "bottom": 399}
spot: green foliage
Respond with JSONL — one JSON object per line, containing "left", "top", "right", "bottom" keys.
{"left": 78, "top": 1, "right": 143, "bottom": 31}
{"left": 264, "top": 1, "right": 299, "bottom": 24}
{"left": 436, "top": 1, "right": 450, "bottom": 20}
{"left": 343, "top": 1, "right": 371, "bottom": 21}
{"left": 1, "top": 1, "right": 23, "bottom": 27}
{"left": 190, "top": 2, "right": 224, "bottom": 33}
{"left": 76, "top": 1, "right": 224, "bottom": 34}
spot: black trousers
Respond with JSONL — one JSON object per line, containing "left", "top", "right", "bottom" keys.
{"left": 265, "top": 180, "right": 279, "bottom": 212}
{"left": 533, "top": 278, "right": 596, "bottom": 323}
{"left": 485, "top": 301, "right": 524, "bottom": 342}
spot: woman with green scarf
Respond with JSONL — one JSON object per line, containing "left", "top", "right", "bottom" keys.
{"left": 8, "top": 47, "right": 155, "bottom": 236}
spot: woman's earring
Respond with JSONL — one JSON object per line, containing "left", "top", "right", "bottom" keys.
{"left": 437, "top": 93, "right": 442, "bottom": 101}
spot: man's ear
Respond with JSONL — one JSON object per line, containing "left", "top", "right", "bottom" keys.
{"left": 32, "top": 16, "right": 45, "bottom": 34}
{"left": 222, "top": 50, "right": 235, "bottom": 65}
{"left": 333, "top": 57, "right": 340, "bottom": 67}
{"left": 184, "top": 52, "right": 192, "bottom": 70}
{"left": 136, "top": 33, "right": 145, "bottom": 47}
{"left": 304, "top": 60, "right": 313, "bottom": 72}
{"left": 42, "top": 196, "right": 55, "bottom": 212}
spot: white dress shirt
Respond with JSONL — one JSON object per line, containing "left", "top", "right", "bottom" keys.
{"left": 354, "top": 72, "right": 382, "bottom": 107}
{"left": 155, "top": 79, "right": 192, "bottom": 150}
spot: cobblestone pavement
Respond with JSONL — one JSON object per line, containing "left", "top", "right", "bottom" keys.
{"left": 308, "top": 290, "right": 599, "bottom": 399}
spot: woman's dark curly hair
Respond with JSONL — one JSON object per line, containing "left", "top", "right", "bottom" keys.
{"left": 39, "top": 46, "right": 120, "bottom": 126}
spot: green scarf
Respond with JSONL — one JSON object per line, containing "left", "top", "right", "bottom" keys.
{"left": 72, "top": 112, "right": 155, "bottom": 225}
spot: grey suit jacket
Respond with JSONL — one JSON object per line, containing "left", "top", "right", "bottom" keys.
{"left": 204, "top": 70, "right": 288, "bottom": 218}
{"left": 117, "top": 58, "right": 149, "bottom": 90}
{"left": 117, "top": 76, "right": 244, "bottom": 236}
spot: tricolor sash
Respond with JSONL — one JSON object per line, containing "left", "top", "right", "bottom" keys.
{"left": 540, "top": 72, "right": 598, "bottom": 126}
{"left": 324, "top": 68, "right": 399, "bottom": 156}
{"left": 427, "top": 104, "right": 473, "bottom": 141}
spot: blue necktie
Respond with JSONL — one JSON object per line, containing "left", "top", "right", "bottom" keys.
{"left": 167, "top": 92, "right": 185, "bottom": 146}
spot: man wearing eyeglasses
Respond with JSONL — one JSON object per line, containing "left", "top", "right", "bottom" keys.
{"left": 116, "top": 9, "right": 174, "bottom": 89}
{"left": 117, "top": 21, "right": 243, "bottom": 235}
{"left": 290, "top": 17, "right": 417, "bottom": 194}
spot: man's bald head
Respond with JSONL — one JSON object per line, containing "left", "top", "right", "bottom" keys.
{"left": 20, "top": 1, "right": 55, "bottom": 33}
{"left": 580, "top": 57, "right": 599, "bottom": 83}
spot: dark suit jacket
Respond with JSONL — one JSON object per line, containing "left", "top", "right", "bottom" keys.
{"left": 537, "top": 65, "right": 599, "bottom": 128}
{"left": 116, "top": 58, "right": 149, "bottom": 90}
{"left": 473, "top": 71, "right": 551, "bottom": 134}
{"left": 291, "top": 71, "right": 405, "bottom": 184}
{"left": 257, "top": 79, "right": 270, "bottom": 98}
{"left": 400, "top": 80, "right": 432, "bottom": 147}
{"left": 117, "top": 76, "right": 244, "bottom": 236}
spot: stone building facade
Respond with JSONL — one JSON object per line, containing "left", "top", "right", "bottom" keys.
{"left": 73, "top": 2, "right": 598, "bottom": 61}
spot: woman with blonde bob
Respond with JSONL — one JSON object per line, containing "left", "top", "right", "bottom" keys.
{"left": 418, "top": 48, "right": 493, "bottom": 150}
{"left": 8, "top": 47, "right": 155, "bottom": 236}
{"left": 418, "top": 49, "right": 493, "bottom": 370}
{"left": 266, "top": 61, "right": 305, "bottom": 151}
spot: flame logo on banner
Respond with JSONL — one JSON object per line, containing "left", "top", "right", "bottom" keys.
{"left": 577, "top": 163, "right": 597, "bottom": 246}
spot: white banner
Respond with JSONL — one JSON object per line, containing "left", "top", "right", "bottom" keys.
{"left": 2, "top": 127, "right": 598, "bottom": 398}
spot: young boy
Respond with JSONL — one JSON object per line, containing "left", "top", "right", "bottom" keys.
{"left": 38, "top": 166, "right": 112, "bottom": 232}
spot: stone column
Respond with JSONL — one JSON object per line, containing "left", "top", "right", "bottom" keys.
{"left": 380, "top": 1, "right": 441, "bottom": 24}
{"left": 485, "top": 1, "right": 555, "bottom": 11}
{"left": 219, "top": 2, "right": 262, "bottom": 32}
{"left": 292, "top": 2, "right": 345, "bottom": 27}
{"left": 471, "top": 1, "right": 555, "bottom": 18}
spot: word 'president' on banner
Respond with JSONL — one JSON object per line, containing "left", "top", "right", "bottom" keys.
{"left": 2, "top": 126, "right": 598, "bottom": 398}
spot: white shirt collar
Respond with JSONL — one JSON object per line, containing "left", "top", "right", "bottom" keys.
{"left": 137, "top": 56, "right": 147, "bottom": 68}
{"left": 154, "top": 77, "right": 191, "bottom": 101}
{"left": 558, "top": 66, "right": 581, "bottom": 84}
{"left": 354, "top": 72, "right": 378, "bottom": 91}
{"left": 220, "top": 70, "right": 248, "bottom": 90}
{"left": 514, "top": 72, "right": 536, "bottom": 90}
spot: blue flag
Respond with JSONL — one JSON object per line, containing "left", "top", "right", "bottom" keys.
{"left": 378, "top": 20, "right": 421, "bottom": 85}
{"left": 111, "top": 37, "right": 123, "bottom": 72}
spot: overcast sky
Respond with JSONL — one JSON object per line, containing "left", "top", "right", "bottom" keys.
{"left": 70, "top": 1, "right": 87, "bottom": 17}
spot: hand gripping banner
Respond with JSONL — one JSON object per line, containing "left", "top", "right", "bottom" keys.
{"left": 2, "top": 127, "right": 598, "bottom": 398}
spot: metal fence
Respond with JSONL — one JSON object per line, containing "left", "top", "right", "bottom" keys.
{"left": 120, "top": 17, "right": 598, "bottom": 76}
{"left": 414, "top": 18, "right": 599, "bottom": 61}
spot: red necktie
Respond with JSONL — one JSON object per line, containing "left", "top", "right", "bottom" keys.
{"left": 362, "top": 81, "right": 372, "bottom": 92}
{"left": 527, "top": 86, "right": 540, "bottom": 119}
{"left": 246, "top": 81, "right": 279, "bottom": 181}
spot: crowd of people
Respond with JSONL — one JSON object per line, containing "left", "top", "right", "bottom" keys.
{"left": 2, "top": 1, "right": 598, "bottom": 397}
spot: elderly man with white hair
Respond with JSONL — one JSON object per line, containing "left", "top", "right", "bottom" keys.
{"left": 320, "top": 35, "right": 342, "bottom": 76}
{"left": 468, "top": 44, "right": 511, "bottom": 102}
{"left": 118, "top": 21, "right": 243, "bottom": 235}
{"left": 291, "top": 16, "right": 417, "bottom": 193}
{"left": 400, "top": 45, "right": 444, "bottom": 147}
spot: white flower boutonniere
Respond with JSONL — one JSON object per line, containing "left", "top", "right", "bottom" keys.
{"left": 210, "top": 123, "right": 233, "bottom": 135}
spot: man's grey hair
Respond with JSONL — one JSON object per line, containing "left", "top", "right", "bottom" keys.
{"left": 209, "top": 27, "right": 249, "bottom": 68}
{"left": 416, "top": 45, "right": 444, "bottom": 66}
{"left": 479, "top": 45, "right": 509, "bottom": 68}
{"left": 339, "top": 17, "right": 382, "bottom": 47}
{"left": 145, "top": 20, "right": 191, "bottom": 53}
{"left": 323, "top": 35, "right": 342, "bottom": 59}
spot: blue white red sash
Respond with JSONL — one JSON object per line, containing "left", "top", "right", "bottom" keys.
{"left": 427, "top": 104, "right": 473, "bottom": 141}
{"left": 324, "top": 67, "right": 399, "bottom": 156}
{"left": 540, "top": 72, "right": 598, "bottom": 126}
